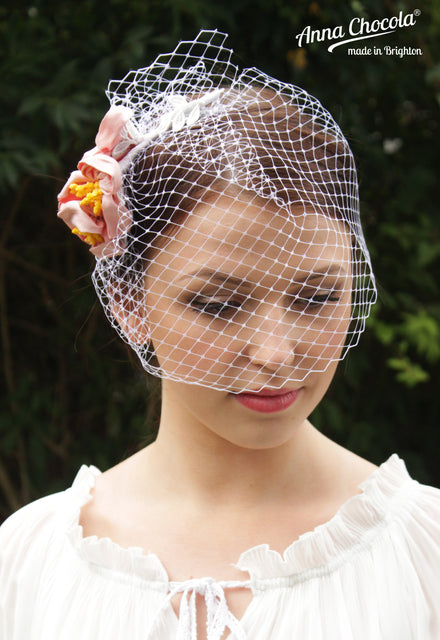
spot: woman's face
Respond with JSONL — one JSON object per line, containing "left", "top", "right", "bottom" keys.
{"left": 144, "top": 192, "right": 352, "bottom": 388}
{"left": 139, "top": 192, "right": 352, "bottom": 448}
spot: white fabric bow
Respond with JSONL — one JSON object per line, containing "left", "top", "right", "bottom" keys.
{"left": 119, "top": 89, "right": 224, "bottom": 172}
{"left": 156, "top": 89, "right": 223, "bottom": 134}
{"left": 147, "top": 576, "right": 250, "bottom": 640}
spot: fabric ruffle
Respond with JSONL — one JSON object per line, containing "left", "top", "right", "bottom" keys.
{"left": 236, "top": 454, "right": 417, "bottom": 580}
{"left": 67, "top": 455, "right": 420, "bottom": 586}
{"left": 66, "top": 465, "right": 169, "bottom": 584}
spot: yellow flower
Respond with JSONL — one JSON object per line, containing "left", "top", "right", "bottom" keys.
{"left": 69, "top": 181, "right": 103, "bottom": 216}
{"left": 72, "top": 228, "right": 104, "bottom": 247}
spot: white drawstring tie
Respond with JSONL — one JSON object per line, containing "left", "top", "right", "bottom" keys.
{"left": 147, "top": 576, "right": 251, "bottom": 640}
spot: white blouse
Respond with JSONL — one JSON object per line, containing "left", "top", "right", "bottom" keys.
{"left": 0, "top": 455, "right": 439, "bottom": 639}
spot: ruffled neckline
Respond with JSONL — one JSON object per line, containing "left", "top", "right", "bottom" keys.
{"left": 66, "top": 454, "right": 416, "bottom": 585}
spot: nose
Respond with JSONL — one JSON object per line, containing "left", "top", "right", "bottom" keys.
{"left": 242, "top": 305, "right": 297, "bottom": 372}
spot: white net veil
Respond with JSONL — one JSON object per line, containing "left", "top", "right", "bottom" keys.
{"left": 58, "top": 30, "right": 377, "bottom": 392}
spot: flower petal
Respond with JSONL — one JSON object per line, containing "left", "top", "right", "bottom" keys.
{"left": 172, "top": 109, "right": 186, "bottom": 131}
{"left": 58, "top": 200, "right": 106, "bottom": 236}
{"left": 78, "top": 151, "right": 122, "bottom": 190}
{"left": 95, "top": 105, "right": 133, "bottom": 152}
{"left": 186, "top": 104, "right": 201, "bottom": 126}
{"left": 57, "top": 170, "right": 87, "bottom": 205}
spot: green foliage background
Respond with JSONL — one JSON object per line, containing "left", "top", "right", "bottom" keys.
{"left": 1, "top": 0, "right": 439, "bottom": 522}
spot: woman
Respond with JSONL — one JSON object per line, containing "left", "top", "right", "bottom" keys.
{"left": 0, "top": 30, "right": 439, "bottom": 640}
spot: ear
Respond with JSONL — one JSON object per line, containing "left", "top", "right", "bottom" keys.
{"left": 108, "top": 282, "right": 151, "bottom": 345}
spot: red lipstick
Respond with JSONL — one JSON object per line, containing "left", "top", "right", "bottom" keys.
{"left": 233, "top": 388, "right": 301, "bottom": 413}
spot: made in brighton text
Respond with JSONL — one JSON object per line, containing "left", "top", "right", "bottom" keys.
{"left": 347, "top": 45, "right": 422, "bottom": 57}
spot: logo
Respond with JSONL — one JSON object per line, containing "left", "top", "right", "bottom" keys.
{"left": 295, "top": 9, "right": 422, "bottom": 56}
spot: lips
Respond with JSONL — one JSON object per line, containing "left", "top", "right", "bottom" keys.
{"left": 233, "top": 388, "right": 301, "bottom": 413}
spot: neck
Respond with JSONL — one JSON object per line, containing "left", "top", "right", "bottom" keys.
{"left": 134, "top": 385, "right": 344, "bottom": 508}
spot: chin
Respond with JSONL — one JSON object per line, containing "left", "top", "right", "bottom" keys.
{"left": 213, "top": 417, "right": 306, "bottom": 452}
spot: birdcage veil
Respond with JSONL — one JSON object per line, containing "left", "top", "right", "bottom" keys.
{"left": 58, "top": 29, "right": 376, "bottom": 391}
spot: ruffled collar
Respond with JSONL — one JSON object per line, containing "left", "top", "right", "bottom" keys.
{"left": 66, "top": 454, "right": 416, "bottom": 585}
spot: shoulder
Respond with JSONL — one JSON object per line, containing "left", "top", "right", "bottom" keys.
{"left": 372, "top": 456, "right": 440, "bottom": 629}
{"left": 367, "top": 455, "right": 440, "bottom": 537}
{"left": 399, "top": 467, "right": 440, "bottom": 557}
{"left": 0, "top": 491, "right": 67, "bottom": 565}
{"left": 0, "top": 466, "right": 98, "bottom": 614}
{"left": 0, "top": 465, "right": 98, "bottom": 548}
{"left": 385, "top": 455, "right": 440, "bottom": 522}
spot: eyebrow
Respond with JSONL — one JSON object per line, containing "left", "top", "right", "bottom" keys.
{"left": 299, "top": 265, "right": 348, "bottom": 283}
{"left": 178, "top": 269, "right": 253, "bottom": 290}
{"left": 177, "top": 265, "right": 347, "bottom": 288}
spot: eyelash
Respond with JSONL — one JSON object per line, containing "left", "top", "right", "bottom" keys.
{"left": 190, "top": 300, "right": 242, "bottom": 318}
{"left": 189, "top": 292, "right": 341, "bottom": 318}
{"left": 295, "top": 293, "right": 341, "bottom": 308}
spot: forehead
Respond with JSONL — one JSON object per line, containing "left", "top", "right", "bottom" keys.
{"left": 148, "top": 193, "right": 352, "bottom": 284}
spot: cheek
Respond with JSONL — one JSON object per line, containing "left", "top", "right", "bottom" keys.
{"left": 317, "top": 311, "right": 351, "bottom": 351}
{"left": 292, "top": 301, "right": 352, "bottom": 372}
{"left": 319, "top": 319, "right": 351, "bottom": 363}
{"left": 148, "top": 303, "right": 235, "bottom": 379}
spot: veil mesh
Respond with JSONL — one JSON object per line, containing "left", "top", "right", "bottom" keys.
{"left": 58, "top": 30, "right": 377, "bottom": 391}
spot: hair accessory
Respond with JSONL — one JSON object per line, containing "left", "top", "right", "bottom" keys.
{"left": 57, "top": 106, "right": 136, "bottom": 257}
{"left": 58, "top": 90, "right": 224, "bottom": 257}
{"left": 58, "top": 30, "right": 377, "bottom": 389}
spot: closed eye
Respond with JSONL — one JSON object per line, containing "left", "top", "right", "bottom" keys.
{"left": 190, "top": 298, "right": 242, "bottom": 318}
{"left": 293, "top": 291, "right": 341, "bottom": 309}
